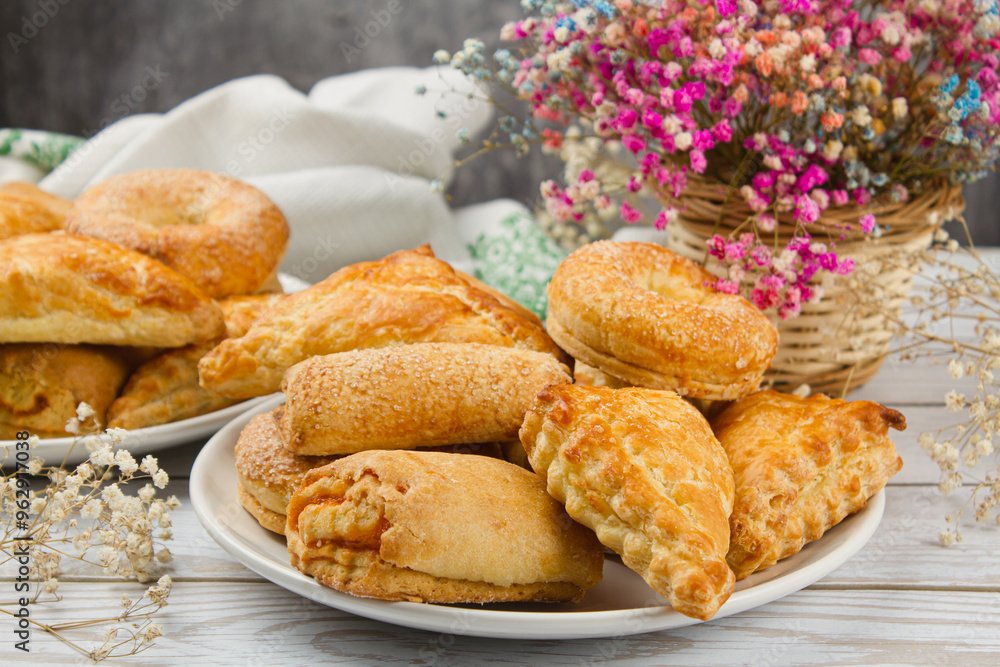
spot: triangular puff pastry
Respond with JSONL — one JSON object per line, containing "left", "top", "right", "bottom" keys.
{"left": 198, "top": 245, "right": 568, "bottom": 399}
{"left": 520, "top": 385, "right": 736, "bottom": 621}
{"left": 710, "top": 390, "right": 904, "bottom": 580}
{"left": 0, "top": 234, "right": 224, "bottom": 347}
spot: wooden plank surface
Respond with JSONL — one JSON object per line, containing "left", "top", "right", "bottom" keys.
{"left": 7, "top": 583, "right": 999, "bottom": 666}
{"left": 8, "top": 484, "right": 992, "bottom": 591}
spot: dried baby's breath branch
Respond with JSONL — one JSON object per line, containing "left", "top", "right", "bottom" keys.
{"left": 852, "top": 232, "right": 1000, "bottom": 543}
{"left": 1, "top": 403, "right": 177, "bottom": 661}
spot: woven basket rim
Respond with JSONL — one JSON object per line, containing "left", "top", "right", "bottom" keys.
{"left": 657, "top": 175, "right": 966, "bottom": 245}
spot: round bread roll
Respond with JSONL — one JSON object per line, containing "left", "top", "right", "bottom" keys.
{"left": 546, "top": 241, "right": 778, "bottom": 400}
{"left": 65, "top": 168, "right": 289, "bottom": 298}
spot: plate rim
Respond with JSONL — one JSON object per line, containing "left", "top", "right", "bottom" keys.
{"left": 190, "top": 395, "right": 887, "bottom": 639}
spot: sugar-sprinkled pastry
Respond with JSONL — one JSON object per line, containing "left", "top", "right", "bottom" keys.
{"left": 280, "top": 342, "right": 571, "bottom": 455}
{"left": 546, "top": 241, "right": 777, "bottom": 400}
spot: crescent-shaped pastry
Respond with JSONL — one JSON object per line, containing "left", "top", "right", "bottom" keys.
{"left": 107, "top": 294, "right": 284, "bottom": 430}
{"left": 519, "top": 384, "right": 736, "bottom": 621}
{"left": 0, "top": 234, "right": 225, "bottom": 347}
{"left": 286, "top": 450, "right": 604, "bottom": 603}
{"left": 546, "top": 241, "right": 777, "bottom": 400}
{"left": 0, "top": 343, "right": 131, "bottom": 438}
{"left": 280, "top": 342, "right": 572, "bottom": 455}
{"left": 0, "top": 182, "right": 72, "bottom": 239}
{"left": 198, "top": 245, "right": 568, "bottom": 399}
{"left": 710, "top": 390, "right": 905, "bottom": 580}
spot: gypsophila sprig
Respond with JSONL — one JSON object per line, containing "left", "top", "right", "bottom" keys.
{"left": 442, "top": 0, "right": 1000, "bottom": 319}
{"left": 864, "top": 233, "right": 1000, "bottom": 543}
{"left": 1, "top": 405, "right": 176, "bottom": 661}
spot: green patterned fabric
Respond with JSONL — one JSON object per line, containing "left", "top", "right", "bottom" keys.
{"left": 468, "top": 211, "right": 566, "bottom": 319}
{"left": 0, "top": 129, "right": 84, "bottom": 173}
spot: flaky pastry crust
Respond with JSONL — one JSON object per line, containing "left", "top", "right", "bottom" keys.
{"left": 520, "top": 384, "right": 735, "bottom": 621}
{"left": 0, "top": 182, "right": 72, "bottom": 240}
{"left": 286, "top": 450, "right": 603, "bottom": 603}
{"left": 65, "top": 169, "right": 289, "bottom": 298}
{"left": 0, "top": 234, "right": 225, "bottom": 347}
{"left": 199, "top": 245, "right": 569, "bottom": 399}
{"left": 710, "top": 390, "right": 905, "bottom": 580}
{"left": 107, "top": 295, "right": 283, "bottom": 430}
{"left": 280, "top": 342, "right": 572, "bottom": 455}
{"left": 235, "top": 408, "right": 338, "bottom": 534}
{"left": 546, "top": 241, "right": 777, "bottom": 400}
{"left": 0, "top": 343, "right": 131, "bottom": 438}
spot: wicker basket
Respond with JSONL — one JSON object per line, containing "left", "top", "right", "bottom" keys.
{"left": 663, "top": 178, "right": 966, "bottom": 395}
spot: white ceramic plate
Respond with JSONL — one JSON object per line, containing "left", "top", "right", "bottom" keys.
{"left": 1, "top": 395, "right": 276, "bottom": 467}
{"left": 190, "top": 394, "right": 887, "bottom": 639}
{"left": 0, "top": 274, "right": 310, "bottom": 467}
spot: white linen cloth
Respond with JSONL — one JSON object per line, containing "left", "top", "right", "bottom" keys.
{"left": 27, "top": 67, "right": 537, "bottom": 280}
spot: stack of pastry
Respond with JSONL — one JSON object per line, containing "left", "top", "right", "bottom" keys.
{"left": 218, "top": 246, "right": 611, "bottom": 602}
{"left": 0, "top": 170, "right": 290, "bottom": 438}
{"left": 225, "top": 240, "right": 904, "bottom": 620}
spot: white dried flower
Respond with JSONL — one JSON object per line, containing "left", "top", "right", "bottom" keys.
{"left": 114, "top": 450, "right": 138, "bottom": 476}
{"left": 152, "top": 470, "right": 169, "bottom": 490}
{"left": 939, "top": 529, "right": 957, "bottom": 546}
{"left": 948, "top": 358, "right": 964, "bottom": 379}
{"left": 945, "top": 390, "right": 966, "bottom": 412}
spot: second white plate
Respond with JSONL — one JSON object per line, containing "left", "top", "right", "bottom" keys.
{"left": 190, "top": 395, "right": 887, "bottom": 639}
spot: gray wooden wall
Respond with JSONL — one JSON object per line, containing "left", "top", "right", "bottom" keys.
{"left": 1, "top": 0, "right": 996, "bottom": 243}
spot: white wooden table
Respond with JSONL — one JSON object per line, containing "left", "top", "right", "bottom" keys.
{"left": 8, "top": 279, "right": 1000, "bottom": 666}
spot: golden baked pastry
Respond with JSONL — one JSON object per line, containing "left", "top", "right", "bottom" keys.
{"left": 199, "top": 245, "right": 569, "bottom": 399}
{"left": 107, "top": 294, "right": 284, "bottom": 430}
{"left": 280, "top": 342, "right": 572, "bottom": 455}
{"left": 520, "top": 384, "right": 735, "bottom": 620}
{"left": 0, "top": 343, "right": 131, "bottom": 439}
{"left": 0, "top": 182, "right": 72, "bottom": 239}
{"left": 235, "top": 408, "right": 339, "bottom": 534}
{"left": 0, "top": 234, "right": 225, "bottom": 347}
{"left": 710, "top": 390, "right": 905, "bottom": 580}
{"left": 286, "top": 450, "right": 604, "bottom": 603}
{"left": 572, "top": 360, "right": 631, "bottom": 388}
{"left": 236, "top": 407, "right": 506, "bottom": 535}
{"left": 546, "top": 241, "right": 778, "bottom": 400}
{"left": 65, "top": 168, "right": 290, "bottom": 298}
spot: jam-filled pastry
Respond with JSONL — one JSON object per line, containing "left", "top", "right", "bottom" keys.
{"left": 236, "top": 407, "right": 505, "bottom": 535}
{"left": 519, "top": 384, "right": 735, "bottom": 621}
{"left": 710, "top": 390, "right": 905, "bottom": 580}
{"left": 285, "top": 450, "right": 604, "bottom": 603}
